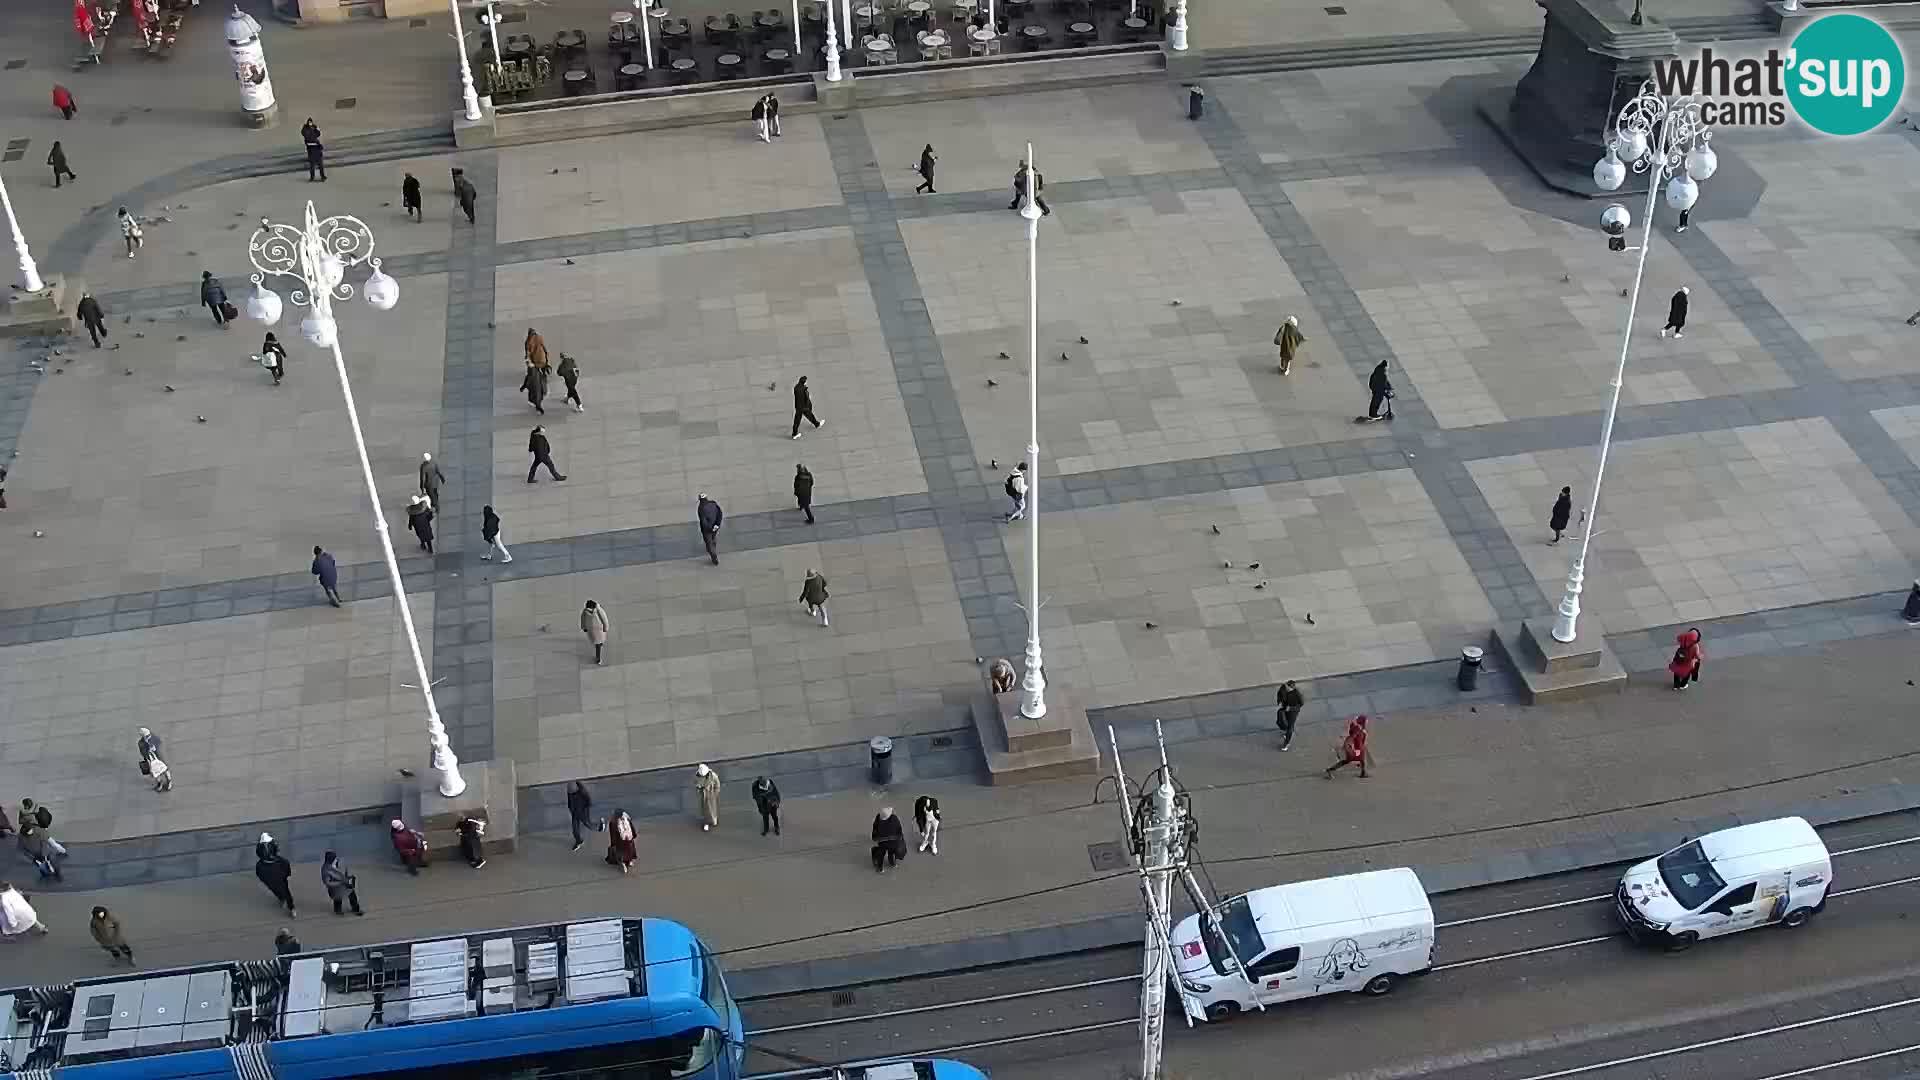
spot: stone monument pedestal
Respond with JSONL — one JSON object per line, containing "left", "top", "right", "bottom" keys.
{"left": 1479, "top": 0, "right": 1680, "bottom": 197}
{"left": 1, "top": 276, "right": 78, "bottom": 339}
{"left": 969, "top": 682, "right": 1101, "bottom": 785}
{"left": 1492, "top": 617, "right": 1627, "bottom": 704}
{"left": 403, "top": 758, "right": 519, "bottom": 860}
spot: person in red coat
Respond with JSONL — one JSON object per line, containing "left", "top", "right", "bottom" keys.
{"left": 1668, "top": 628, "right": 1703, "bottom": 690}
{"left": 389, "top": 818, "right": 429, "bottom": 874}
{"left": 52, "top": 85, "right": 76, "bottom": 120}
{"left": 1324, "top": 714, "right": 1371, "bottom": 779}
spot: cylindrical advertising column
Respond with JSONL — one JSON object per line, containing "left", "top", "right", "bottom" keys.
{"left": 225, "top": 7, "right": 278, "bottom": 127}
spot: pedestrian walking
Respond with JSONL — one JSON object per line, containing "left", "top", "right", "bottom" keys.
{"left": 320, "top": 852, "right": 364, "bottom": 916}
{"left": 580, "top": 599, "right": 611, "bottom": 665}
{"left": 261, "top": 332, "right": 287, "bottom": 385}
{"left": 766, "top": 93, "right": 782, "bottom": 137}
{"left": 1904, "top": 578, "right": 1920, "bottom": 624}
{"left": 1660, "top": 286, "right": 1689, "bottom": 338}
{"left": 1275, "top": 679, "right": 1304, "bottom": 751}
{"left": 915, "top": 144, "right": 937, "bottom": 193}
{"left": 480, "top": 504, "right": 512, "bottom": 562}
{"left": 566, "top": 780, "right": 598, "bottom": 850}
{"left": 52, "top": 84, "right": 76, "bottom": 120}
{"left": 402, "top": 172, "right": 423, "bottom": 222}
{"left": 118, "top": 207, "right": 143, "bottom": 258}
{"left": 799, "top": 569, "right": 830, "bottom": 627}
{"left": 137, "top": 726, "right": 172, "bottom": 792}
{"left": 201, "top": 272, "right": 231, "bottom": 329}
{"left": 1362, "top": 359, "right": 1395, "bottom": 422}
{"left": 1323, "top": 714, "right": 1372, "bottom": 779}
{"left": 1009, "top": 161, "right": 1051, "bottom": 215}
{"left": 390, "top": 818, "right": 429, "bottom": 874}
{"left": 1549, "top": 486, "right": 1573, "bottom": 543}
{"left": 274, "top": 928, "right": 303, "bottom": 956}
{"left": 751, "top": 95, "right": 770, "bottom": 142}
{"left": 871, "top": 807, "right": 907, "bottom": 872}
{"left": 1669, "top": 627, "right": 1703, "bottom": 690}
{"left": 254, "top": 845, "right": 297, "bottom": 915}
{"left": 790, "top": 375, "right": 822, "bottom": 439}
{"left": 521, "top": 361, "right": 548, "bottom": 414}
{"left": 407, "top": 495, "right": 435, "bottom": 554}
{"left": 697, "top": 493, "right": 723, "bottom": 565}
{"left": 310, "top": 545, "right": 341, "bottom": 606}
{"left": 47, "top": 141, "right": 76, "bottom": 188}
{"left": 419, "top": 453, "right": 445, "bottom": 507}
{"left": 913, "top": 794, "right": 941, "bottom": 855}
{"left": 694, "top": 764, "right": 720, "bottom": 831}
{"left": 19, "top": 824, "right": 62, "bottom": 881}
{"left": 76, "top": 290, "right": 108, "bottom": 347}
{"left": 989, "top": 657, "right": 1016, "bottom": 693}
{"left": 256, "top": 831, "right": 281, "bottom": 862}
{"left": 0, "top": 882, "right": 48, "bottom": 940}
{"left": 557, "top": 352, "right": 584, "bottom": 412}
{"left": 89, "top": 906, "right": 134, "bottom": 964}
{"left": 1274, "top": 314, "right": 1306, "bottom": 375}
{"left": 456, "top": 172, "right": 478, "bottom": 224}
{"left": 525, "top": 328, "right": 550, "bottom": 372}
{"left": 751, "top": 777, "right": 781, "bottom": 836}
{"left": 1003, "top": 462, "right": 1028, "bottom": 522}
{"left": 794, "top": 463, "right": 815, "bottom": 524}
{"left": 527, "top": 426, "right": 567, "bottom": 483}
{"left": 456, "top": 814, "right": 488, "bottom": 869}
{"left": 301, "top": 118, "right": 326, "bottom": 181}
{"left": 605, "top": 810, "right": 638, "bottom": 873}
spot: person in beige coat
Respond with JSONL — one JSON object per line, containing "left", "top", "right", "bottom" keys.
{"left": 580, "top": 600, "right": 610, "bottom": 665}
{"left": 694, "top": 764, "right": 720, "bottom": 831}
{"left": 1275, "top": 315, "right": 1306, "bottom": 375}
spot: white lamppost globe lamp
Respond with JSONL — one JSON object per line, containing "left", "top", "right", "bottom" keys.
{"left": 1617, "top": 127, "right": 1649, "bottom": 163}
{"left": 317, "top": 251, "right": 345, "bottom": 292}
{"left": 1666, "top": 172, "right": 1699, "bottom": 211}
{"left": 1593, "top": 146, "right": 1626, "bottom": 192}
{"left": 246, "top": 275, "right": 284, "bottom": 325}
{"left": 300, "top": 310, "right": 338, "bottom": 349}
{"left": 363, "top": 259, "right": 399, "bottom": 311}
{"left": 1685, "top": 143, "right": 1718, "bottom": 181}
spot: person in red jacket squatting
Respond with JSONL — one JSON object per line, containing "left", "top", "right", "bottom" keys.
{"left": 1323, "top": 714, "right": 1371, "bottom": 779}
{"left": 390, "top": 819, "right": 429, "bottom": 875}
{"left": 1668, "top": 628, "right": 1703, "bottom": 690}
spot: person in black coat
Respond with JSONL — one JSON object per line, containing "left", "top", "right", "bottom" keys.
{"left": 566, "top": 780, "right": 596, "bottom": 850}
{"left": 301, "top": 118, "right": 326, "bottom": 181}
{"left": 521, "top": 361, "right": 547, "bottom": 415}
{"left": 794, "top": 464, "right": 815, "bottom": 524}
{"left": 456, "top": 815, "right": 487, "bottom": 869}
{"left": 1008, "top": 161, "right": 1051, "bottom": 215}
{"left": 1364, "top": 359, "right": 1394, "bottom": 422}
{"left": 751, "top": 777, "right": 782, "bottom": 836}
{"left": 261, "top": 332, "right": 288, "bottom": 384}
{"left": 791, "top": 376, "right": 821, "bottom": 439}
{"left": 1275, "top": 680, "right": 1304, "bottom": 751}
{"left": 76, "top": 291, "right": 107, "bottom": 347}
{"left": 697, "top": 493, "right": 723, "bottom": 565}
{"left": 527, "top": 426, "right": 566, "bottom": 483}
{"left": 407, "top": 496, "right": 435, "bottom": 553}
{"left": 201, "top": 271, "right": 230, "bottom": 329}
{"left": 871, "top": 807, "right": 906, "bottom": 872}
{"left": 912, "top": 794, "right": 940, "bottom": 854}
{"left": 1661, "top": 286, "right": 1689, "bottom": 338}
{"left": 402, "top": 173, "right": 423, "bottom": 222}
{"left": 255, "top": 848, "right": 296, "bottom": 915}
{"left": 47, "top": 141, "right": 76, "bottom": 187}
{"left": 915, "top": 144, "right": 937, "bottom": 194}
{"left": 1549, "top": 486, "right": 1573, "bottom": 543}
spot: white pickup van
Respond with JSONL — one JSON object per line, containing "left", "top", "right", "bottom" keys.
{"left": 1615, "top": 816, "right": 1832, "bottom": 952}
{"left": 1170, "top": 867, "right": 1434, "bottom": 1021}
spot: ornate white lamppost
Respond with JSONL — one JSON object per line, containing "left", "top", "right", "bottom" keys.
{"left": 0, "top": 172, "right": 46, "bottom": 294}
{"left": 823, "top": 0, "right": 842, "bottom": 80}
{"left": 1018, "top": 143, "right": 1047, "bottom": 722}
{"left": 1166, "top": 0, "right": 1188, "bottom": 50}
{"left": 448, "top": 0, "right": 483, "bottom": 120}
{"left": 1555, "top": 82, "right": 1715, "bottom": 643}
{"left": 247, "top": 204, "right": 466, "bottom": 798}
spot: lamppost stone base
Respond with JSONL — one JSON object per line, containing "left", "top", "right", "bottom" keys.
{"left": 404, "top": 757, "right": 520, "bottom": 859}
{"left": 243, "top": 104, "right": 280, "bottom": 129}
{"left": 974, "top": 681, "right": 1099, "bottom": 785}
{"left": 1491, "top": 617, "right": 1627, "bottom": 705}
{"left": 0, "top": 275, "right": 78, "bottom": 339}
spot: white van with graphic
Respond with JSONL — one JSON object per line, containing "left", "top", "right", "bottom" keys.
{"left": 1615, "top": 816, "right": 1832, "bottom": 952}
{"left": 1170, "top": 867, "right": 1435, "bottom": 1021}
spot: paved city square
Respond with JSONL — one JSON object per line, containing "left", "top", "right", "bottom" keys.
{"left": 5, "top": 63, "right": 1920, "bottom": 847}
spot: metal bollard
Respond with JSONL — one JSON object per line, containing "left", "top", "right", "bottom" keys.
{"left": 1187, "top": 85, "right": 1205, "bottom": 120}
{"left": 869, "top": 735, "right": 895, "bottom": 786}
{"left": 1457, "top": 646, "right": 1484, "bottom": 691}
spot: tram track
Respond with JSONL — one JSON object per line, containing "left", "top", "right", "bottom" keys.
{"left": 740, "top": 821, "right": 1920, "bottom": 1078}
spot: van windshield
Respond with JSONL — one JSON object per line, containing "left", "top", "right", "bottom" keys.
{"left": 1657, "top": 841, "right": 1727, "bottom": 910}
{"left": 1199, "top": 896, "right": 1265, "bottom": 978}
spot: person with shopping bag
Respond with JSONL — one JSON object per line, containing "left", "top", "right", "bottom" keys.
{"left": 1323, "top": 714, "right": 1373, "bottom": 779}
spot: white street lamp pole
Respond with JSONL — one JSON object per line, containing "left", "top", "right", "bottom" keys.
{"left": 1556, "top": 83, "right": 1713, "bottom": 644}
{"left": 634, "top": 0, "right": 654, "bottom": 71}
{"left": 842, "top": 0, "right": 854, "bottom": 48}
{"left": 1166, "top": 0, "right": 1188, "bottom": 50}
{"left": 0, "top": 171, "right": 46, "bottom": 294}
{"left": 823, "top": 0, "right": 842, "bottom": 80}
{"left": 1018, "top": 143, "right": 1047, "bottom": 722}
{"left": 791, "top": 0, "right": 802, "bottom": 53}
{"left": 248, "top": 204, "right": 466, "bottom": 798}
{"left": 483, "top": 0, "right": 502, "bottom": 62}
{"left": 449, "top": 0, "right": 483, "bottom": 121}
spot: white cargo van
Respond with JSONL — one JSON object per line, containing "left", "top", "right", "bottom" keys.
{"left": 1170, "top": 867, "right": 1434, "bottom": 1021}
{"left": 1616, "top": 816, "right": 1832, "bottom": 952}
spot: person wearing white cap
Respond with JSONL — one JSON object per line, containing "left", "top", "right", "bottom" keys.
{"left": 137, "top": 726, "right": 172, "bottom": 792}
{"left": 407, "top": 495, "right": 435, "bottom": 554}
{"left": 0, "top": 882, "right": 48, "bottom": 939}
{"left": 694, "top": 764, "right": 720, "bottom": 831}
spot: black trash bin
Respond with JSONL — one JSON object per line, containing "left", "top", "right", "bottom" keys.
{"left": 1187, "top": 85, "right": 1205, "bottom": 120}
{"left": 869, "top": 736, "right": 894, "bottom": 786}
{"left": 1457, "top": 646, "right": 1484, "bottom": 691}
